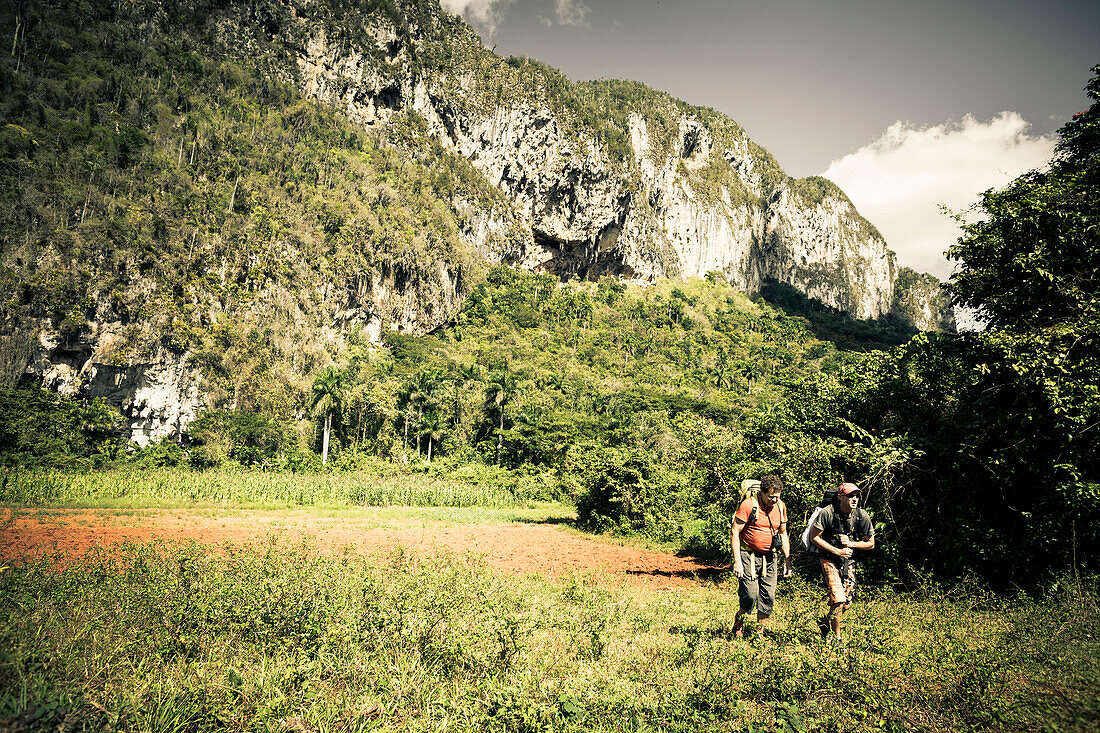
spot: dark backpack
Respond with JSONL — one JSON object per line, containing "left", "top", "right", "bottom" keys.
{"left": 802, "top": 487, "right": 864, "bottom": 553}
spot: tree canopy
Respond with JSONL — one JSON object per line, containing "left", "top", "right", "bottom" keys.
{"left": 947, "top": 65, "right": 1100, "bottom": 329}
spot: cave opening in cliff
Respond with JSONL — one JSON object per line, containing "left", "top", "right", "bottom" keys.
{"left": 531, "top": 228, "right": 636, "bottom": 283}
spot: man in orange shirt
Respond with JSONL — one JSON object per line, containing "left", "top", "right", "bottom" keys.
{"left": 731, "top": 474, "right": 792, "bottom": 639}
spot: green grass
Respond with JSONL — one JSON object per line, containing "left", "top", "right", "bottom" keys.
{"left": 1, "top": 469, "right": 1096, "bottom": 731}
{"left": 1, "top": 502, "right": 574, "bottom": 533}
{"left": 1, "top": 539, "right": 1097, "bottom": 732}
{"left": 0, "top": 467, "right": 527, "bottom": 509}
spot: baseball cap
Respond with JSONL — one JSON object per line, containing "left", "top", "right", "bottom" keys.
{"left": 837, "top": 483, "right": 862, "bottom": 496}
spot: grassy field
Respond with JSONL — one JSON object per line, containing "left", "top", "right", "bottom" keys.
{"left": 0, "top": 467, "right": 526, "bottom": 509}
{"left": 1, "top": 470, "right": 1098, "bottom": 732}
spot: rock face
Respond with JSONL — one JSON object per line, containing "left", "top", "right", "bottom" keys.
{"left": 290, "top": 6, "right": 907, "bottom": 321}
{"left": 10, "top": 0, "right": 953, "bottom": 444}
{"left": 82, "top": 353, "right": 205, "bottom": 446}
{"left": 24, "top": 320, "right": 205, "bottom": 446}
{"left": 892, "top": 268, "right": 957, "bottom": 332}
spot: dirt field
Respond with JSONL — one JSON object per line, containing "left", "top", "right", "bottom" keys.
{"left": 0, "top": 508, "right": 726, "bottom": 590}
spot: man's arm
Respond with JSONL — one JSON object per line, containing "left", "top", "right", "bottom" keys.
{"left": 846, "top": 535, "right": 875, "bottom": 551}
{"left": 845, "top": 513, "right": 875, "bottom": 550}
{"left": 810, "top": 524, "right": 852, "bottom": 560}
{"left": 779, "top": 520, "right": 792, "bottom": 577}
{"left": 731, "top": 516, "right": 746, "bottom": 577}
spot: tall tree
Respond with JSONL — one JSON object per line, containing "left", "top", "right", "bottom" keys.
{"left": 483, "top": 367, "right": 518, "bottom": 466}
{"left": 420, "top": 409, "right": 445, "bottom": 462}
{"left": 879, "top": 65, "right": 1100, "bottom": 580}
{"left": 453, "top": 363, "right": 482, "bottom": 429}
{"left": 310, "top": 366, "right": 347, "bottom": 467}
{"left": 947, "top": 65, "right": 1100, "bottom": 328}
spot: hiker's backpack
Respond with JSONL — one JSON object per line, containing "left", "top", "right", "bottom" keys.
{"left": 726, "top": 479, "right": 762, "bottom": 557}
{"left": 800, "top": 486, "right": 839, "bottom": 551}
{"left": 736, "top": 479, "right": 763, "bottom": 525}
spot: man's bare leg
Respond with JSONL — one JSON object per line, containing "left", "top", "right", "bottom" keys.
{"left": 828, "top": 602, "right": 846, "bottom": 641}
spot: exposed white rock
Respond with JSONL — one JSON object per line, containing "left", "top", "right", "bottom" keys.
{"left": 27, "top": 320, "right": 205, "bottom": 445}
{"left": 292, "top": 28, "right": 904, "bottom": 320}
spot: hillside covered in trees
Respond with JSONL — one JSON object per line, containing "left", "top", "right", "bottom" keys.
{"left": 0, "top": 0, "right": 1096, "bottom": 590}
{"left": 0, "top": 0, "right": 949, "bottom": 429}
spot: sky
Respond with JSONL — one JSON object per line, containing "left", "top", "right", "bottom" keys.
{"left": 440, "top": 0, "right": 1098, "bottom": 279}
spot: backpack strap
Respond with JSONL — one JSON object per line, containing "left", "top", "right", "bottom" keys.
{"left": 734, "top": 496, "right": 762, "bottom": 554}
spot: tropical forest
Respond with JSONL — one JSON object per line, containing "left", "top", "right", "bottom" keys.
{"left": 0, "top": 0, "right": 1097, "bottom": 731}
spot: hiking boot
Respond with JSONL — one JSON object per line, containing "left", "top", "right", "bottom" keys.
{"left": 817, "top": 616, "right": 830, "bottom": 639}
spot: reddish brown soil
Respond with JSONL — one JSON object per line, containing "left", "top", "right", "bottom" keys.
{"left": 0, "top": 509, "right": 726, "bottom": 590}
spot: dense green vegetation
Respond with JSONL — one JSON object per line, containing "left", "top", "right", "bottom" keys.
{"left": 0, "top": 0, "right": 1095, "bottom": 592}
{"left": 0, "top": 384, "right": 128, "bottom": 468}
{"left": 2, "top": 268, "right": 889, "bottom": 543}
{"left": 0, "top": 0, "right": 503, "bottom": 399}
{"left": 0, "top": 465, "right": 523, "bottom": 507}
{"left": 1, "top": 539, "right": 1097, "bottom": 732}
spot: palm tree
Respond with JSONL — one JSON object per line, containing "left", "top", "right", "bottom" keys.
{"left": 397, "top": 368, "right": 445, "bottom": 457}
{"left": 310, "top": 366, "right": 347, "bottom": 467}
{"left": 420, "top": 409, "right": 445, "bottom": 462}
{"left": 396, "top": 378, "right": 420, "bottom": 450}
{"left": 413, "top": 368, "right": 446, "bottom": 456}
{"left": 483, "top": 367, "right": 518, "bottom": 466}
{"left": 453, "top": 363, "right": 482, "bottom": 429}
{"left": 713, "top": 347, "right": 734, "bottom": 390}
{"left": 737, "top": 360, "right": 760, "bottom": 395}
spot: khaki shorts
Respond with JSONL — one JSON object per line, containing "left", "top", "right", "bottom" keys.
{"left": 738, "top": 549, "right": 779, "bottom": 616}
{"left": 820, "top": 558, "right": 855, "bottom": 608}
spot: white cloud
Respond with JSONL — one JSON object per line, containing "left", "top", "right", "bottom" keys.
{"left": 554, "top": 0, "right": 590, "bottom": 26}
{"left": 440, "top": 0, "right": 515, "bottom": 37}
{"left": 821, "top": 112, "right": 1056, "bottom": 280}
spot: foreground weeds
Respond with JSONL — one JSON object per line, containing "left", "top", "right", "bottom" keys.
{"left": 0, "top": 541, "right": 1097, "bottom": 732}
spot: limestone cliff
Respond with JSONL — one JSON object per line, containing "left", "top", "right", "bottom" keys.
{"left": 284, "top": 0, "right": 919, "bottom": 321}
{"left": 892, "top": 268, "right": 957, "bottom": 332}
{"left": 2, "top": 0, "right": 953, "bottom": 445}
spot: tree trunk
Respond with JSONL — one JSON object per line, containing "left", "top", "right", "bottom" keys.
{"left": 322, "top": 412, "right": 331, "bottom": 466}
{"left": 427, "top": 438, "right": 433, "bottom": 463}
{"left": 11, "top": 14, "right": 21, "bottom": 59}
{"left": 496, "top": 411, "right": 504, "bottom": 466}
{"left": 227, "top": 173, "right": 239, "bottom": 214}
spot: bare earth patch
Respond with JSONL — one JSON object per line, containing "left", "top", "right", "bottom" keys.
{"left": 0, "top": 509, "right": 725, "bottom": 590}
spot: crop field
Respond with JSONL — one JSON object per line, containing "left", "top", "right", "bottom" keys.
{"left": 1, "top": 470, "right": 1098, "bottom": 732}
